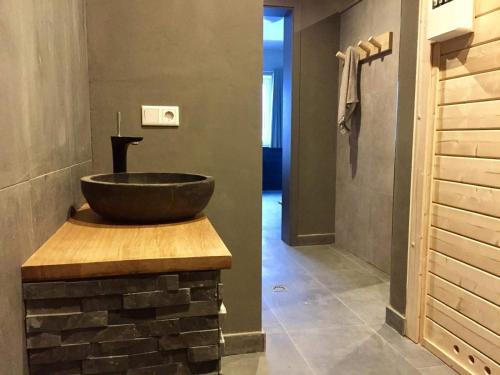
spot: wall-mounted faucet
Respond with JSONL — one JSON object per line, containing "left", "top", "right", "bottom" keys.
{"left": 111, "top": 112, "right": 143, "bottom": 173}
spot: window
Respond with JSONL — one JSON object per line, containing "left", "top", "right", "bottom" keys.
{"left": 262, "top": 73, "right": 274, "bottom": 147}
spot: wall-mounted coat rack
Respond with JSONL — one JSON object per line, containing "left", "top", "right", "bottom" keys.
{"left": 336, "top": 31, "right": 393, "bottom": 63}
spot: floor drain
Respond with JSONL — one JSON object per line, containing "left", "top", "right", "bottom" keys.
{"left": 273, "top": 284, "right": 288, "bottom": 292}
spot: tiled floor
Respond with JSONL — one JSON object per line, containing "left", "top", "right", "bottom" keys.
{"left": 222, "top": 191, "right": 455, "bottom": 375}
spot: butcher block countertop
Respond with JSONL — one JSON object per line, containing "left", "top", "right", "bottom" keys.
{"left": 21, "top": 205, "right": 232, "bottom": 282}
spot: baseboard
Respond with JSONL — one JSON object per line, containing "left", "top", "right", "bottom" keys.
{"left": 295, "top": 232, "right": 335, "bottom": 246}
{"left": 222, "top": 331, "right": 266, "bottom": 356}
{"left": 385, "top": 305, "right": 406, "bottom": 335}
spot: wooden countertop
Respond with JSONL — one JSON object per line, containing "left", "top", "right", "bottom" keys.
{"left": 21, "top": 206, "right": 232, "bottom": 282}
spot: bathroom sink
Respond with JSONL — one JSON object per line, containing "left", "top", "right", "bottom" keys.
{"left": 81, "top": 173, "right": 214, "bottom": 223}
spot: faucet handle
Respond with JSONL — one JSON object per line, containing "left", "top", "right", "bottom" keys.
{"left": 116, "top": 112, "right": 122, "bottom": 136}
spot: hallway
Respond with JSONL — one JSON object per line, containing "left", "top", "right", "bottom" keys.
{"left": 222, "top": 192, "right": 453, "bottom": 374}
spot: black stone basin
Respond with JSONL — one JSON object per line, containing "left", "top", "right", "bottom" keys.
{"left": 81, "top": 173, "right": 214, "bottom": 223}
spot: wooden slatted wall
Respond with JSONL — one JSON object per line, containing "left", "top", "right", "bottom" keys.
{"left": 422, "top": 1, "right": 500, "bottom": 374}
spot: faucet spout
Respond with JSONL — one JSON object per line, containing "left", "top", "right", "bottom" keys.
{"left": 111, "top": 136, "right": 143, "bottom": 173}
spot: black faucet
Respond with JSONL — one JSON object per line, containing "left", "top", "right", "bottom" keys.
{"left": 111, "top": 112, "right": 143, "bottom": 173}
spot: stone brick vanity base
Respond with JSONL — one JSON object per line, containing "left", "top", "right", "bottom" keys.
{"left": 23, "top": 271, "right": 224, "bottom": 375}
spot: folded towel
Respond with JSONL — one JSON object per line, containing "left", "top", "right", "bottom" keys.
{"left": 337, "top": 46, "right": 360, "bottom": 135}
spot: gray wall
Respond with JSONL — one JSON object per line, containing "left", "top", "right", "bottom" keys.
{"left": 388, "top": 0, "right": 420, "bottom": 328}
{"left": 296, "top": 14, "right": 339, "bottom": 244}
{"left": 0, "top": 0, "right": 91, "bottom": 371}
{"left": 336, "top": 0, "right": 401, "bottom": 273}
{"left": 85, "top": 0, "right": 263, "bottom": 334}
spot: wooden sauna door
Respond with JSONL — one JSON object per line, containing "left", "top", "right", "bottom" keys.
{"left": 420, "top": 2, "right": 500, "bottom": 374}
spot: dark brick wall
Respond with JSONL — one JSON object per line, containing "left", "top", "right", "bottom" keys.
{"left": 23, "top": 271, "right": 224, "bottom": 375}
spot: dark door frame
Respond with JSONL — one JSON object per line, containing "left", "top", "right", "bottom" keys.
{"left": 263, "top": 5, "right": 298, "bottom": 245}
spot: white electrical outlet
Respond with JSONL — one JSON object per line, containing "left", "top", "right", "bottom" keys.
{"left": 141, "top": 105, "right": 180, "bottom": 127}
{"left": 158, "top": 106, "right": 179, "bottom": 126}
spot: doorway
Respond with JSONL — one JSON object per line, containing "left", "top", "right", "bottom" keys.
{"left": 262, "top": 6, "right": 293, "bottom": 243}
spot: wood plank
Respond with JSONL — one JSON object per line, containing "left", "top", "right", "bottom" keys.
{"left": 405, "top": 24, "right": 441, "bottom": 342}
{"left": 428, "top": 250, "right": 500, "bottom": 305}
{"left": 431, "top": 204, "right": 500, "bottom": 247}
{"left": 432, "top": 179, "right": 500, "bottom": 218}
{"left": 435, "top": 131, "right": 500, "bottom": 159}
{"left": 429, "top": 227, "right": 500, "bottom": 276}
{"left": 427, "top": 273, "right": 500, "bottom": 334}
{"left": 433, "top": 156, "right": 500, "bottom": 188}
{"left": 426, "top": 296, "right": 500, "bottom": 363}
{"left": 476, "top": 0, "right": 500, "bottom": 17}
{"left": 424, "top": 318, "right": 500, "bottom": 375}
{"left": 440, "top": 39, "right": 500, "bottom": 80}
{"left": 441, "top": 9, "right": 500, "bottom": 55}
{"left": 436, "top": 100, "right": 500, "bottom": 130}
{"left": 438, "top": 69, "right": 500, "bottom": 105}
{"left": 21, "top": 207, "right": 232, "bottom": 281}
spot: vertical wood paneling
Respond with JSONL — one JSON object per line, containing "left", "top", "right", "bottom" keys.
{"left": 422, "top": 6, "right": 500, "bottom": 370}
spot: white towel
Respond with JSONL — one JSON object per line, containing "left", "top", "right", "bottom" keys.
{"left": 337, "top": 46, "right": 360, "bottom": 135}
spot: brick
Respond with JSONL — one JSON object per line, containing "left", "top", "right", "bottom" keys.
{"left": 26, "top": 311, "right": 108, "bottom": 332}
{"left": 158, "top": 335, "right": 185, "bottom": 351}
{"left": 108, "top": 309, "right": 156, "bottom": 325}
{"left": 128, "top": 351, "right": 164, "bottom": 369}
{"left": 127, "top": 363, "right": 179, "bottom": 375}
{"left": 179, "top": 271, "right": 218, "bottom": 288}
{"left": 64, "top": 280, "right": 105, "bottom": 298}
{"left": 157, "top": 301, "right": 219, "bottom": 319}
{"left": 219, "top": 334, "right": 225, "bottom": 357}
{"left": 158, "top": 275, "right": 179, "bottom": 291}
{"left": 29, "top": 343, "right": 90, "bottom": 365}
{"left": 99, "top": 277, "right": 158, "bottom": 295}
{"left": 62, "top": 324, "right": 141, "bottom": 344}
{"left": 187, "top": 361, "right": 220, "bottom": 375}
{"left": 23, "top": 282, "right": 67, "bottom": 300}
{"left": 82, "top": 295, "right": 122, "bottom": 312}
{"left": 219, "top": 303, "right": 226, "bottom": 328}
{"left": 30, "top": 361, "right": 82, "bottom": 375}
{"left": 95, "top": 338, "right": 158, "bottom": 356}
{"left": 136, "top": 319, "right": 180, "bottom": 337}
{"left": 180, "top": 329, "right": 219, "bottom": 347}
{"left": 26, "top": 332, "right": 61, "bottom": 349}
{"left": 83, "top": 355, "right": 129, "bottom": 374}
{"left": 187, "top": 345, "right": 219, "bottom": 363}
{"left": 25, "top": 298, "right": 81, "bottom": 315}
{"left": 161, "top": 349, "right": 187, "bottom": 364}
{"left": 180, "top": 316, "right": 218, "bottom": 331}
{"left": 123, "top": 289, "right": 190, "bottom": 309}
{"left": 190, "top": 287, "right": 217, "bottom": 302}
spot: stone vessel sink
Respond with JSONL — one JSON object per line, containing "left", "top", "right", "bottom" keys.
{"left": 81, "top": 173, "right": 214, "bottom": 223}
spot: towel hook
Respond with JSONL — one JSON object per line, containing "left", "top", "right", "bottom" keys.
{"left": 357, "top": 41, "right": 371, "bottom": 54}
{"left": 336, "top": 51, "right": 346, "bottom": 61}
{"left": 368, "top": 36, "right": 382, "bottom": 50}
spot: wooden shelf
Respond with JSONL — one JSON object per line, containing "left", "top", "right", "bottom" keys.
{"left": 22, "top": 206, "right": 232, "bottom": 281}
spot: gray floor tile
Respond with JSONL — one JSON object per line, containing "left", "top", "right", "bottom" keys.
{"left": 373, "top": 324, "right": 446, "bottom": 369}
{"left": 336, "top": 283, "right": 390, "bottom": 325}
{"left": 222, "top": 333, "right": 314, "bottom": 375}
{"left": 262, "top": 303, "right": 285, "bottom": 334}
{"left": 314, "top": 267, "right": 385, "bottom": 294}
{"left": 270, "top": 287, "right": 363, "bottom": 331}
{"left": 290, "top": 325, "right": 420, "bottom": 375}
{"left": 419, "top": 366, "right": 458, "bottom": 374}
{"left": 222, "top": 192, "right": 454, "bottom": 375}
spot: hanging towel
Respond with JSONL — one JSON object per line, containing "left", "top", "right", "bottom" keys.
{"left": 337, "top": 46, "right": 360, "bottom": 135}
